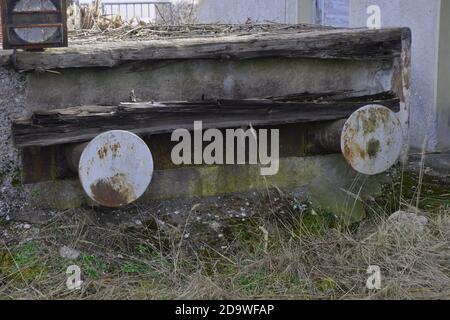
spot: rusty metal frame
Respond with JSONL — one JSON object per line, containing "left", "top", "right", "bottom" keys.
{"left": 0, "top": 0, "right": 67, "bottom": 50}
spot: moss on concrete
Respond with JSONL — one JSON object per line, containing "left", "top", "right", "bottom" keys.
{"left": 25, "top": 180, "right": 85, "bottom": 210}
{"left": 25, "top": 155, "right": 388, "bottom": 222}
{"left": 374, "top": 169, "right": 450, "bottom": 214}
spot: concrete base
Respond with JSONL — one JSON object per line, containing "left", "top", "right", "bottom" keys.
{"left": 24, "top": 58, "right": 393, "bottom": 109}
{"left": 25, "top": 154, "right": 388, "bottom": 222}
{"left": 2, "top": 36, "right": 402, "bottom": 223}
{"left": 408, "top": 152, "right": 450, "bottom": 180}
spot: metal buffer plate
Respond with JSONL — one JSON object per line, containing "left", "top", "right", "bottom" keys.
{"left": 341, "top": 105, "right": 403, "bottom": 175}
{"left": 79, "top": 130, "right": 153, "bottom": 207}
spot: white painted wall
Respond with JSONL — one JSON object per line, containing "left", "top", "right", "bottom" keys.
{"left": 348, "top": 0, "right": 441, "bottom": 152}
{"left": 196, "top": 0, "right": 298, "bottom": 24}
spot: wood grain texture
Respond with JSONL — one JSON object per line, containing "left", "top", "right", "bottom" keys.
{"left": 12, "top": 92, "right": 399, "bottom": 147}
{"left": 13, "top": 28, "right": 408, "bottom": 71}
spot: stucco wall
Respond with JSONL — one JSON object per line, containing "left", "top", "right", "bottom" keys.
{"left": 348, "top": 0, "right": 441, "bottom": 152}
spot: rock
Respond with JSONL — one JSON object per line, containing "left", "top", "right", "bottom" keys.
{"left": 209, "top": 221, "right": 222, "bottom": 233}
{"left": 387, "top": 211, "right": 428, "bottom": 234}
{"left": 59, "top": 246, "right": 81, "bottom": 260}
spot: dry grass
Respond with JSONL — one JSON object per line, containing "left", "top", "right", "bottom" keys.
{"left": 67, "top": 0, "right": 333, "bottom": 45}
{"left": 0, "top": 168, "right": 449, "bottom": 300}
{"left": 68, "top": 22, "right": 332, "bottom": 46}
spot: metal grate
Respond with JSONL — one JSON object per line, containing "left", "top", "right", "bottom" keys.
{"left": 101, "top": 1, "right": 173, "bottom": 23}
{"left": 0, "top": 0, "right": 67, "bottom": 50}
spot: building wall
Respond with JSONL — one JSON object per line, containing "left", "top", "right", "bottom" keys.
{"left": 436, "top": 1, "right": 450, "bottom": 152}
{"left": 348, "top": 0, "right": 441, "bottom": 152}
{"left": 298, "top": 0, "right": 313, "bottom": 23}
{"left": 196, "top": 0, "right": 298, "bottom": 24}
{"left": 0, "top": 12, "right": 2, "bottom": 48}
{"left": 314, "top": 0, "right": 350, "bottom": 26}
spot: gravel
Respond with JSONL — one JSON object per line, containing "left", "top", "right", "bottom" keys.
{"left": 0, "top": 65, "right": 30, "bottom": 217}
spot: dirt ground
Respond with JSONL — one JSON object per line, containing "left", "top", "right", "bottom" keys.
{"left": 0, "top": 164, "right": 449, "bottom": 300}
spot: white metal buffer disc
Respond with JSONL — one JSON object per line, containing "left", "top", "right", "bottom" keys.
{"left": 341, "top": 105, "right": 403, "bottom": 175}
{"left": 79, "top": 130, "right": 154, "bottom": 207}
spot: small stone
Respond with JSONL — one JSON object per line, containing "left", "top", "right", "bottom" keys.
{"left": 59, "top": 246, "right": 80, "bottom": 260}
{"left": 209, "top": 221, "right": 221, "bottom": 232}
{"left": 387, "top": 211, "right": 428, "bottom": 234}
{"left": 22, "top": 223, "right": 31, "bottom": 229}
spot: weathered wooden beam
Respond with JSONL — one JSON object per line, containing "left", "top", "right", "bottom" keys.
{"left": 12, "top": 92, "right": 399, "bottom": 148}
{"left": 13, "top": 28, "right": 408, "bottom": 71}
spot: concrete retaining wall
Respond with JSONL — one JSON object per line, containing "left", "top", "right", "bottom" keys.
{"left": 0, "top": 51, "right": 397, "bottom": 220}
{"left": 25, "top": 58, "right": 393, "bottom": 108}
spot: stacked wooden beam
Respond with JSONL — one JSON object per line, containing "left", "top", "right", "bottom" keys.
{"left": 12, "top": 91, "right": 399, "bottom": 148}
{"left": 13, "top": 28, "right": 409, "bottom": 71}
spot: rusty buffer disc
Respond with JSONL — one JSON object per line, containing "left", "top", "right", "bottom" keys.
{"left": 341, "top": 105, "right": 403, "bottom": 175}
{"left": 79, "top": 130, "right": 153, "bottom": 207}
